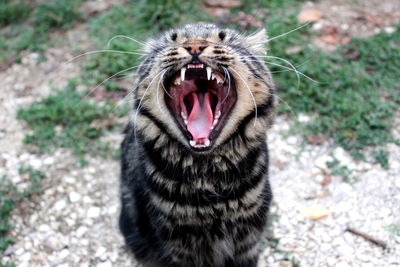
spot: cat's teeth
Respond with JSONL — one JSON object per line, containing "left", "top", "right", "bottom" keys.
{"left": 206, "top": 67, "right": 212, "bottom": 80}
{"left": 184, "top": 119, "right": 188, "bottom": 125}
{"left": 204, "top": 139, "right": 210, "bottom": 147}
{"left": 181, "top": 67, "right": 186, "bottom": 81}
{"left": 211, "top": 73, "right": 216, "bottom": 80}
{"left": 189, "top": 140, "right": 196, "bottom": 147}
{"left": 215, "top": 111, "right": 221, "bottom": 119}
{"left": 212, "top": 119, "right": 218, "bottom": 127}
{"left": 181, "top": 112, "right": 187, "bottom": 119}
{"left": 174, "top": 77, "right": 181, "bottom": 85}
{"left": 216, "top": 75, "right": 223, "bottom": 84}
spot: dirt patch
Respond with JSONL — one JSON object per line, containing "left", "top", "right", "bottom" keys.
{"left": 301, "top": 0, "right": 400, "bottom": 50}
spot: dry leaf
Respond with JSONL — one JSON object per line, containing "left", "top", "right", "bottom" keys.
{"left": 285, "top": 46, "right": 303, "bottom": 55}
{"left": 302, "top": 204, "right": 329, "bottom": 220}
{"left": 298, "top": 9, "right": 323, "bottom": 23}
{"left": 203, "top": 0, "right": 242, "bottom": 8}
{"left": 340, "top": 37, "right": 351, "bottom": 45}
{"left": 307, "top": 134, "right": 326, "bottom": 145}
{"left": 320, "top": 34, "right": 341, "bottom": 44}
{"left": 205, "top": 7, "right": 230, "bottom": 17}
{"left": 320, "top": 175, "right": 333, "bottom": 187}
{"left": 228, "top": 12, "right": 263, "bottom": 29}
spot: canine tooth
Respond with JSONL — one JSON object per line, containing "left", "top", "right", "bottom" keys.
{"left": 190, "top": 140, "right": 196, "bottom": 147}
{"left": 215, "top": 111, "right": 221, "bottom": 119}
{"left": 211, "top": 126, "right": 214, "bottom": 130}
{"left": 184, "top": 119, "right": 188, "bottom": 125}
{"left": 216, "top": 76, "right": 223, "bottom": 84}
{"left": 181, "top": 67, "right": 186, "bottom": 81}
{"left": 181, "top": 112, "right": 187, "bottom": 119}
{"left": 212, "top": 119, "right": 218, "bottom": 127}
{"left": 204, "top": 139, "right": 210, "bottom": 147}
{"left": 211, "top": 73, "right": 216, "bottom": 80}
{"left": 206, "top": 67, "right": 212, "bottom": 80}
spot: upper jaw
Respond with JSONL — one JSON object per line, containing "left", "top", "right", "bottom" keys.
{"left": 173, "top": 63, "right": 224, "bottom": 86}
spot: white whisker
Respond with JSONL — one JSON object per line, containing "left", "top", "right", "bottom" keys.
{"left": 229, "top": 67, "right": 258, "bottom": 127}
{"left": 221, "top": 67, "right": 231, "bottom": 104}
{"left": 267, "top": 23, "right": 310, "bottom": 42}
{"left": 76, "top": 64, "right": 141, "bottom": 107}
{"left": 65, "top": 49, "right": 146, "bottom": 65}
{"left": 133, "top": 69, "right": 167, "bottom": 139}
{"left": 156, "top": 67, "right": 171, "bottom": 112}
{"left": 107, "top": 35, "right": 146, "bottom": 47}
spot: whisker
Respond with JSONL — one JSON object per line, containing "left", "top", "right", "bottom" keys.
{"left": 156, "top": 67, "right": 172, "bottom": 112}
{"left": 239, "top": 56, "right": 317, "bottom": 84}
{"left": 229, "top": 67, "right": 258, "bottom": 127}
{"left": 65, "top": 49, "right": 146, "bottom": 65}
{"left": 107, "top": 35, "right": 146, "bottom": 47}
{"left": 115, "top": 68, "right": 157, "bottom": 109}
{"left": 134, "top": 69, "right": 167, "bottom": 139}
{"left": 221, "top": 67, "right": 231, "bottom": 104}
{"left": 76, "top": 64, "right": 142, "bottom": 107}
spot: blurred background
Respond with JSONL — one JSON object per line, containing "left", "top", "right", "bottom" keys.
{"left": 0, "top": 0, "right": 399, "bottom": 266}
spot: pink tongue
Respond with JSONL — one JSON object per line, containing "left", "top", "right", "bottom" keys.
{"left": 187, "top": 92, "right": 213, "bottom": 141}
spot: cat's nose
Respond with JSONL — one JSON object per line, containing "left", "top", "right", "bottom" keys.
{"left": 184, "top": 44, "right": 207, "bottom": 56}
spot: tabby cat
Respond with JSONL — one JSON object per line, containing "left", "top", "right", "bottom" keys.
{"left": 119, "top": 24, "right": 276, "bottom": 267}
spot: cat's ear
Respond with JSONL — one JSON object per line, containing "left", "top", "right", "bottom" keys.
{"left": 246, "top": 28, "right": 268, "bottom": 55}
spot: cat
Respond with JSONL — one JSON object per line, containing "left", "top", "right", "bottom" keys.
{"left": 119, "top": 23, "right": 276, "bottom": 267}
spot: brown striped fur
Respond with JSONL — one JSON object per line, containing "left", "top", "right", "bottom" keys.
{"left": 119, "top": 24, "right": 276, "bottom": 267}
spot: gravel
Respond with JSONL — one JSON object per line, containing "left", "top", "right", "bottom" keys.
{"left": 1, "top": 2, "right": 399, "bottom": 266}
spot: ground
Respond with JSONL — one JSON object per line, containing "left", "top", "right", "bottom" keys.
{"left": 0, "top": 0, "right": 399, "bottom": 266}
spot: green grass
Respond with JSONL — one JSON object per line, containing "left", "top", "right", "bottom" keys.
{"left": 0, "top": 166, "right": 45, "bottom": 266}
{"left": 82, "top": 0, "right": 210, "bottom": 89}
{"left": 0, "top": 1, "right": 31, "bottom": 26}
{"left": 17, "top": 81, "right": 121, "bottom": 158}
{"left": 225, "top": 0, "right": 400, "bottom": 166}
{"left": 0, "top": 0, "right": 82, "bottom": 63}
{"left": 385, "top": 223, "right": 400, "bottom": 238}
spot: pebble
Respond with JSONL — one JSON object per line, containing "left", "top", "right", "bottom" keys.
{"left": 69, "top": 191, "right": 81, "bottom": 202}
{"left": 76, "top": 226, "right": 88, "bottom": 238}
{"left": 87, "top": 206, "right": 101, "bottom": 218}
{"left": 54, "top": 199, "right": 67, "bottom": 211}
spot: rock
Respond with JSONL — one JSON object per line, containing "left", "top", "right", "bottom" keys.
{"left": 302, "top": 204, "right": 329, "bottom": 220}
{"left": 69, "top": 192, "right": 81, "bottom": 203}
{"left": 54, "top": 199, "right": 67, "bottom": 211}
{"left": 298, "top": 9, "right": 323, "bottom": 23}
{"left": 87, "top": 206, "right": 101, "bottom": 218}
{"left": 43, "top": 157, "right": 55, "bottom": 165}
{"left": 97, "top": 261, "right": 112, "bottom": 267}
{"left": 59, "top": 248, "right": 70, "bottom": 259}
{"left": 95, "top": 246, "right": 107, "bottom": 258}
{"left": 76, "top": 226, "right": 88, "bottom": 238}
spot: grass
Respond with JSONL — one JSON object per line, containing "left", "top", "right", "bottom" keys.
{"left": 0, "top": 0, "right": 82, "bottom": 63}
{"left": 17, "top": 81, "right": 121, "bottom": 159}
{"left": 385, "top": 223, "right": 400, "bottom": 238}
{"left": 0, "top": 1, "right": 31, "bottom": 26}
{"left": 226, "top": 0, "right": 400, "bottom": 167}
{"left": 0, "top": 166, "right": 45, "bottom": 266}
{"left": 83, "top": 0, "right": 400, "bottom": 167}
{"left": 82, "top": 0, "right": 210, "bottom": 90}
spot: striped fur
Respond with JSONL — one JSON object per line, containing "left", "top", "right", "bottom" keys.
{"left": 119, "top": 24, "right": 276, "bottom": 267}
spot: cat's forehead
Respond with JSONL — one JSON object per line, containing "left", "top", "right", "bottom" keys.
{"left": 164, "top": 24, "right": 236, "bottom": 44}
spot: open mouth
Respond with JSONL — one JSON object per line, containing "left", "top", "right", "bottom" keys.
{"left": 165, "top": 63, "right": 237, "bottom": 151}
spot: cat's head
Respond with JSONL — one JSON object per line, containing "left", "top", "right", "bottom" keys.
{"left": 133, "top": 24, "right": 275, "bottom": 152}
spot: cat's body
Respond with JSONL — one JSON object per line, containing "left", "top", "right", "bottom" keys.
{"left": 119, "top": 24, "right": 276, "bottom": 267}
